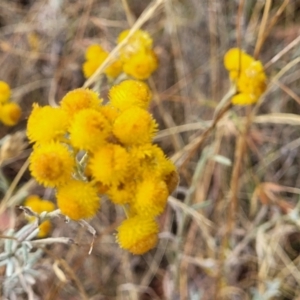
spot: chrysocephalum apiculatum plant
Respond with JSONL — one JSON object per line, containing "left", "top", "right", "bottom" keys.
{"left": 26, "top": 29, "right": 178, "bottom": 255}
{"left": 25, "top": 30, "right": 268, "bottom": 255}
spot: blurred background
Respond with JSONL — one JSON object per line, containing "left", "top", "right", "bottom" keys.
{"left": 1, "top": 0, "right": 300, "bottom": 299}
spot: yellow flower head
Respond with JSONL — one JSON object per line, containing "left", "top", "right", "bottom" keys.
{"left": 83, "top": 60, "right": 103, "bottom": 79}
{"left": 24, "top": 195, "right": 55, "bottom": 238}
{"left": 116, "top": 215, "right": 159, "bottom": 255}
{"left": 118, "top": 29, "right": 153, "bottom": 60}
{"left": 99, "top": 105, "right": 120, "bottom": 124}
{"left": 0, "top": 81, "right": 11, "bottom": 103}
{"left": 131, "top": 178, "right": 169, "bottom": 217}
{"left": 104, "top": 59, "right": 123, "bottom": 79}
{"left": 25, "top": 195, "right": 56, "bottom": 213}
{"left": 109, "top": 80, "right": 152, "bottom": 111}
{"left": 29, "top": 142, "right": 75, "bottom": 187}
{"left": 38, "top": 221, "right": 52, "bottom": 238}
{"left": 224, "top": 48, "right": 254, "bottom": 75}
{"left": 83, "top": 50, "right": 108, "bottom": 78}
{"left": 60, "top": 88, "right": 102, "bottom": 119}
{"left": 113, "top": 107, "right": 158, "bottom": 145}
{"left": 0, "top": 102, "right": 21, "bottom": 126}
{"left": 69, "top": 109, "right": 111, "bottom": 152}
{"left": 224, "top": 48, "right": 267, "bottom": 105}
{"left": 107, "top": 180, "right": 136, "bottom": 205}
{"left": 237, "top": 61, "right": 266, "bottom": 94}
{"left": 56, "top": 180, "right": 100, "bottom": 220}
{"left": 129, "top": 144, "right": 176, "bottom": 180}
{"left": 83, "top": 44, "right": 122, "bottom": 79}
{"left": 85, "top": 44, "right": 106, "bottom": 60}
{"left": 127, "top": 144, "right": 159, "bottom": 178}
{"left": 89, "top": 144, "right": 129, "bottom": 185}
{"left": 123, "top": 49, "right": 158, "bottom": 80}
{"left": 27, "top": 104, "right": 68, "bottom": 144}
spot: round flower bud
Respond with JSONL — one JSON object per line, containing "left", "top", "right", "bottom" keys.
{"left": 56, "top": 180, "right": 100, "bottom": 220}
{"left": 0, "top": 102, "right": 21, "bottom": 126}
{"left": 123, "top": 49, "right": 158, "bottom": 80}
{"left": 116, "top": 216, "right": 159, "bottom": 255}
{"left": 27, "top": 104, "right": 68, "bottom": 143}
{"left": 113, "top": 107, "right": 157, "bottom": 145}
{"left": 69, "top": 109, "right": 111, "bottom": 152}
{"left": 109, "top": 80, "right": 152, "bottom": 111}
{"left": 131, "top": 178, "right": 169, "bottom": 217}
{"left": 89, "top": 144, "right": 129, "bottom": 185}
{"left": 60, "top": 88, "right": 102, "bottom": 119}
{"left": 29, "top": 142, "right": 75, "bottom": 187}
{"left": 118, "top": 29, "right": 153, "bottom": 61}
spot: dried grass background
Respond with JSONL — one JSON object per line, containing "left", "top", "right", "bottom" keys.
{"left": 1, "top": 0, "right": 300, "bottom": 299}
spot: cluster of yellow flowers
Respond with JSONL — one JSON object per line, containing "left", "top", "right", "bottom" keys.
{"left": 224, "top": 48, "right": 267, "bottom": 105}
{"left": 0, "top": 81, "right": 22, "bottom": 126}
{"left": 26, "top": 79, "right": 178, "bottom": 254}
{"left": 24, "top": 195, "right": 55, "bottom": 238}
{"left": 83, "top": 29, "right": 158, "bottom": 81}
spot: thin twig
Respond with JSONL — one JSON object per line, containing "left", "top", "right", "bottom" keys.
{"left": 0, "top": 157, "right": 30, "bottom": 215}
{"left": 275, "top": 80, "right": 300, "bottom": 105}
{"left": 236, "top": 0, "right": 245, "bottom": 49}
{"left": 171, "top": 86, "right": 235, "bottom": 166}
{"left": 121, "top": 0, "right": 136, "bottom": 26}
{"left": 264, "top": 34, "right": 300, "bottom": 69}
{"left": 253, "top": 0, "right": 272, "bottom": 58}
{"left": 228, "top": 113, "right": 249, "bottom": 232}
{"left": 263, "top": 0, "right": 290, "bottom": 45}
